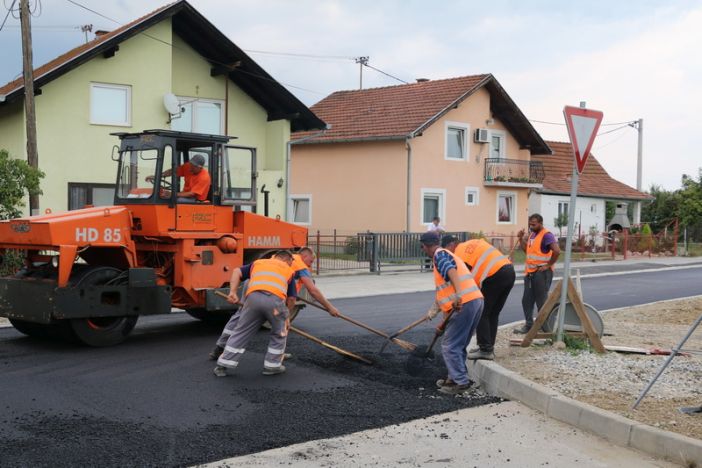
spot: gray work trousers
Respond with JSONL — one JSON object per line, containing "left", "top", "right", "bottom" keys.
{"left": 216, "top": 291, "right": 289, "bottom": 370}
{"left": 521, "top": 269, "right": 553, "bottom": 326}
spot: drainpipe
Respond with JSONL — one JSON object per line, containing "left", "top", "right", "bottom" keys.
{"left": 405, "top": 136, "right": 413, "bottom": 232}
{"left": 285, "top": 125, "right": 331, "bottom": 221}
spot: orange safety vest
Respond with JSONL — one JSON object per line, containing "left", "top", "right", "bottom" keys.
{"left": 454, "top": 239, "right": 511, "bottom": 288}
{"left": 525, "top": 228, "right": 554, "bottom": 275}
{"left": 433, "top": 248, "right": 483, "bottom": 313}
{"left": 291, "top": 254, "right": 309, "bottom": 293}
{"left": 246, "top": 258, "right": 294, "bottom": 300}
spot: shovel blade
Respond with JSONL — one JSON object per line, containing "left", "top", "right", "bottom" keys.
{"left": 404, "top": 345, "right": 436, "bottom": 376}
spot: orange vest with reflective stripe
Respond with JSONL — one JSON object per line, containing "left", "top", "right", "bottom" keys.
{"left": 291, "top": 254, "right": 309, "bottom": 293}
{"left": 433, "top": 248, "right": 483, "bottom": 313}
{"left": 246, "top": 258, "right": 294, "bottom": 300}
{"left": 454, "top": 239, "right": 511, "bottom": 288}
{"left": 525, "top": 228, "right": 554, "bottom": 275}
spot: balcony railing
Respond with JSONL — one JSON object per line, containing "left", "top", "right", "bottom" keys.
{"left": 483, "top": 158, "right": 545, "bottom": 187}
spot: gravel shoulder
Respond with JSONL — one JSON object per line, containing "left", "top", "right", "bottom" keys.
{"left": 495, "top": 295, "right": 702, "bottom": 440}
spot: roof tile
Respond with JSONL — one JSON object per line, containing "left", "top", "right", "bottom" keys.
{"left": 536, "top": 141, "right": 652, "bottom": 200}
{"left": 293, "top": 74, "right": 489, "bottom": 142}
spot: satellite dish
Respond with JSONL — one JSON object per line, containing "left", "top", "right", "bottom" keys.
{"left": 163, "top": 93, "right": 180, "bottom": 115}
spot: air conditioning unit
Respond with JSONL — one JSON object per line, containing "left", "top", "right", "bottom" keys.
{"left": 474, "top": 128, "right": 490, "bottom": 143}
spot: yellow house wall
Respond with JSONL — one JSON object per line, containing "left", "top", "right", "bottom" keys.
{"left": 0, "top": 100, "right": 26, "bottom": 161}
{"left": 28, "top": 20, "right": 173, "bottom": 215}
{"left": 291, "top": 87, "right": 531, "bottom": 235}
{"left": 171, "top": 35, "right": 288, "bottom": 217}
{"left": 290, "top": 141, "right": 407, "bottom": 233}
{"left": 0, "top": 19, "right": 292, "bottom": 218}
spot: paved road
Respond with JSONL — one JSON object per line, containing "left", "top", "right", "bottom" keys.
{"left": 1, "top": 266, "right": 700, "bottom": 467}
{"left": 293, "top": 265, "right": 702, "bottom": 336}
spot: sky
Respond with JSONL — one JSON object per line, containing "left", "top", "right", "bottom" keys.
{"left": 1, "top": 0, "right": 701, "bottom": 191}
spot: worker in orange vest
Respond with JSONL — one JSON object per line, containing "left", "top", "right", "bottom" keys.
{"left": 514, "top": 213, "right": 560, "bottom": 334}
{"left": 212, "top": 250, "right": 297, "bottom": 377}
{"left": 441, "top": 235, "right": 515, "bottom": 360}
{"left": 290, "top": 247, "right": 340, "bottom": 319}
{"left": 419, "top": 231, "right": 484, "bottom": 395}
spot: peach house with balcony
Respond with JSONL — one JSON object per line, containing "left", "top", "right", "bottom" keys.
{"left": 289, "top": 74, "right": 551, "bottom": 236}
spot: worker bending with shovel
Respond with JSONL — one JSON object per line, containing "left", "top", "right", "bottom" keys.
{"left": 419, "top": 232, "right": 484, "bottom": 394}
{"left": 290, "top": 247, "right": 340, "bottom": 319}
{"left": 212, "top": 250, "right": 297, "bottom": 377}
{"left": 440, "top": 235, "right": 515, "bottom": 361}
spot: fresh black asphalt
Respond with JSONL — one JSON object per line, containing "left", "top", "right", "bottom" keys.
{"left": 1, "top": 265, "right": 701, "bottom": 467}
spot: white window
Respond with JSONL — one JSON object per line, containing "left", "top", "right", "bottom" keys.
{"left": 170, "top": 97, "right": 224, "bottom": 135}
{"left": 465, "top": 187, "right": 479, "bottom": 206}
{"left": 489, "top": 131, "right": 506, "bottom": 160}
{"left": 445, "top": 122, "right": 469, "bottom": 161}
{"left": 421, "top": 188, "right": 446, "bottom": 225}
{"left": 290, "top": 195, "right": 311, "bottom": 225}
{"left": 558, "top": 201, "right": 569, "bottom": 218}
{"left": 497, "top": 192, "right": 516, "bottom": 224}
{"left": 90, "top": 83, "right": 131, "bottom": 126}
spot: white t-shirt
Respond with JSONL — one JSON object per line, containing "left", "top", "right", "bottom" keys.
{"left": 427, "top": 223, "right": 444, "bottom": 232}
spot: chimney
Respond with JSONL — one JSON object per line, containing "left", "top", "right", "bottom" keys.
{"left": 416, "top": 78, "right": 429, "bottom": 83}
{"left": 95, "top": 30, "right": 110, "bottom": 37}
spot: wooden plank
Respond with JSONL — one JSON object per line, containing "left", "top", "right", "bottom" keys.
{"left": 521, "top": 279, "right": 562, "bottom": 347}
{"left": 567, "top": 278, "right": 606, "bottom": 353}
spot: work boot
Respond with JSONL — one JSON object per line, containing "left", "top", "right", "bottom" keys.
{"left": 467, "top": 349, "right": 495, "bottom": 360}
{"left": 208, "top": 345, "right": 224, "bottom": 361}
{"left": 262, "top": 365, "right": 286, "bottom": 376}
{"left": 438, "top": 380, "right": 475, "bottom": 395}
{"left": 436, "top": 377, "right": 454, "bottom": 388}
{"left": 283, "top": 353, "right": 293, "bottom": 360}
{"left": 513, "top": 324, "right": 532, "bottom": 334}
{"left": 213, "top": 365, "right": 229, "bottom": 377}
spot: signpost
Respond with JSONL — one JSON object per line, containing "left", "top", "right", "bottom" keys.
{"left": 555, "top": 103, "right": 604, "bottom": 343}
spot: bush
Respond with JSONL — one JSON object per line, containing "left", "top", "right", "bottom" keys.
{"left": 0, "top": 149, "right": 44, "bottom": 220}
{"left": 0, "top": 249, "right": 24, "bottom": 276}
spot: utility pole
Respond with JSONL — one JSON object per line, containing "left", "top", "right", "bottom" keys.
{"left": 355, "top": 56, "right": 368, "bottom": 89}
{"left": 80, "top": 24, "right": 93, "bottom": 43}
{"left": 631, "top": 118, "right": 644, "bottom": 225}
{"left": 20, "top": 0, "right": 39, "bottom": 216}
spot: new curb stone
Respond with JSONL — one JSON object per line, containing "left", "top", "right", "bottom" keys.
{"left": 473, "top": 359, "right": 702, "bottom": 466}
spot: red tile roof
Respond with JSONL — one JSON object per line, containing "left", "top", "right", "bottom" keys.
{"left": 0, "top": 2, "right": 175, "bottom": 97}
{"left": 535, "top": 141, "right": 652, "bottom": 200}
{"left": 294, "top": 75, "right": 491, "bottom": 142}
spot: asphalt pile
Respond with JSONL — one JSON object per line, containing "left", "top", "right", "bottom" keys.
{"left": 0, "top": 327, "right": 499, "bottom": 468}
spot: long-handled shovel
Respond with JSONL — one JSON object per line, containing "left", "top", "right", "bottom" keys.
{"left": 213, "top": 291, "right": 372, "bottom": 365}
{"left": 289, "top": 325, "right": 373, "bottom": 365}
{"left": 405, "top": 308, "right": 456, "bottom": 376}
{"left": 378, "top": 314, "right": 430, "bottom": 354}
{"left": 297, "top": 297, "right": 417, "bottom": 352}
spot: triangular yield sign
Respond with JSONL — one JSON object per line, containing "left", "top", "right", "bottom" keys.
{"left": 563, "top": 106, "right": 604, "bottom": 173}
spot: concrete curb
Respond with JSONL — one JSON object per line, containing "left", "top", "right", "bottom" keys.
{"left": 472, "top": 359, "right": 702, "bottom": 466}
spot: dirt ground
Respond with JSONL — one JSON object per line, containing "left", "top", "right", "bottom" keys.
{"left": 495, "top": 296, "right": 702, "bottom": 440}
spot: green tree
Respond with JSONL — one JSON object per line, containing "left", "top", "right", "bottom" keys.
{"left": 677, "top": 169, "right": 702, "bottom": 241}
{"left": 641, "top": 184, "right": 679, "bottom": 232}
{"left": 0, "top": 149, "right": 44, "bottom": 220}
{"left": 554, "top": 212, "right": 568, "bottom": 237}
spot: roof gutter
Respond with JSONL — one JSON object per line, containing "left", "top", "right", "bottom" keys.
{"left": 292, "top": 134, "right": 407, "bottom": 145}
{"left": 285, "top": 125, "right": 331, "bottom": 222}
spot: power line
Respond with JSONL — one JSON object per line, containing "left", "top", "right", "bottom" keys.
{"left": 0, "top": 0, "right": 17, "bottom": 32}
{"left": 65, "top": 0, "right": 119, "bottom": 25}
{"left": 363, "top": 62, "right": 409, "bottom": 84}
{"left": 243, "top": 49, "right": 354, "bottom": 61}
{"left": 530, "top": 118, "right": 638, "bottom": 127}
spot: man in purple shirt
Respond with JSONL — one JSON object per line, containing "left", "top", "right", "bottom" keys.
{"left": 514, "top": 213, "right": 560, "bottom": 334}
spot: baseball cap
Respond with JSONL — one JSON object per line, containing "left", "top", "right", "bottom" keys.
{"left": 441, "top": 235, "right": 458, "bottom": 248}
{"left": 190, "top": 154, "right": 206, "bottom": 168}
{"left": 419, "top": 231, "right": 440, "bottom": 245}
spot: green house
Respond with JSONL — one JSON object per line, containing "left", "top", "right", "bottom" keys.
{"left": 0, "top": 0, "right": 323, "bottom": 217}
